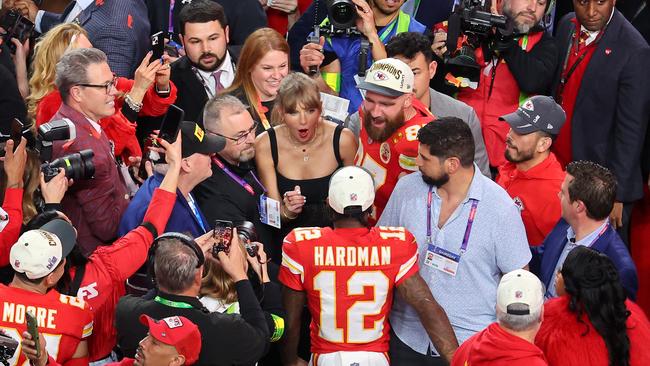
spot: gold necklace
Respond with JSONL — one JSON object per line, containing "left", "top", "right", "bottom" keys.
{"left": 286, "top": 124, "right": 321, "bottom": 162}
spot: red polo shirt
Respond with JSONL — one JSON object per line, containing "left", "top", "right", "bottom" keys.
{"left": 553, "top": 18, "right": 600, "bottom": 166}
{"left": 497, "top": 153, "right": 565, "bottom": 246}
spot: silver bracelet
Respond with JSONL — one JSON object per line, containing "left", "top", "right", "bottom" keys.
{"left": 124, "top": 94, "right": 143, "bottom": 113}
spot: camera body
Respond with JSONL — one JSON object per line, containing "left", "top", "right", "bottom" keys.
{"left": 36, "top": 120, "right": 95, "bottom": 183}
{"left": 445, "top": 0, "right": 509, "bottom": 82}
{"left": 0, "top": 9, "right": 35, "bottom": 54}
{"left": 0, "top": 332, "right": 18, "bottom": 366}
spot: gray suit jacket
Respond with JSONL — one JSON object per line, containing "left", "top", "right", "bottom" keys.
{"left": 345, "top": 88, "right": 491, "bottom": 177}
{"left": 40, "top": 0, "right": 150, "bottom": 78}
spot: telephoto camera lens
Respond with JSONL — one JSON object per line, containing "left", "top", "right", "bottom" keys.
{"left": 41, "top": 149, "right": 95, "bottom": 182}
{"left": 327, "top": 0, "right": 358, "bottom": 30}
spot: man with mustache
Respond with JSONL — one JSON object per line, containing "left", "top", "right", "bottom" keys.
{"left": 433, "top": 0, "right": 558, "bottom": 171}
{"left": 379, "top": 118, "right": 530, "bottom": 366}
{"left": 169, "top": 0, "right": 237, "bottom": 124}
{"left": 496, "top": 95, "right": 566, "bottom": 274}
{"left": 351, "top": 58, "right": 435, "bottom": 224}
{"left": 552, "top": 0, "right": 650, "bottom": 246}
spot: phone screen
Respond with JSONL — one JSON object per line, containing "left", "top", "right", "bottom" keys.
{"left": 11, "top": 118, "right": 23, "bottom": 149}
{"left": 158, "top": 105, "right": 184, "bottom": 143}
{"left": 151, "top": 31, "right": 165, "bottom": 61}
{"left": 212, "top": 220, "right": 233, "bottom": 256}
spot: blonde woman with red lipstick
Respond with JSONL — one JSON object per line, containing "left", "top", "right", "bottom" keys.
{"left": 255, "top": 72, "right": 357, "bottom": 262}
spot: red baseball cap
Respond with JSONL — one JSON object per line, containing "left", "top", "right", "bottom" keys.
{"left": 139, "top": 315, "right": 202, "bottom": 365}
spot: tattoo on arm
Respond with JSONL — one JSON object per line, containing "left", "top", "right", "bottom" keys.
{"left": 397, "top": 274, "right": 459, "bottom": 363}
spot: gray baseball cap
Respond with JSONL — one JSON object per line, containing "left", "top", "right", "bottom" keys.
{"left": 499, "top": 96, "right": 566, "bottom": 135}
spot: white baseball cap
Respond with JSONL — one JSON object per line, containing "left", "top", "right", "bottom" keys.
{"left": 496, "top": 269, "right": 544, "bottom": 316}
{"left": 356, "top": 58, "right": 414, "bottom": 97}
{"left": 328, "top": 166, "right": 375, "bottom": 215}
{"left": 10, "top": 219, "right": 77, "bottom": 279}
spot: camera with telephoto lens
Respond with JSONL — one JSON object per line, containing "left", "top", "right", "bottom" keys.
{"left": 0, "top": 332, "right": 18, "bottom": 366}
{"left": 0, "top": 9, "right": 35, "bottom": 54}
{"left": 41, "top": 149, "right": 95, "bottom": 182}
{"left": 236, "top": 221, "right": 259, "bottom": 257}
{"left": 36, "top": 120, "right": 96, "bottom": 183}
{"left": 444, "top": 0, "right": 509, "bottom": 83}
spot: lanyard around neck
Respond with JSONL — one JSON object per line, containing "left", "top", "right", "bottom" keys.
{"left": 212, "top": 156, "right": 266, "bottom": 195}
{"left": 154, "top": 295, "right": 194, "bottom": 309}
{"left": 426, "top": 187, "right": 479, "bottom": 256}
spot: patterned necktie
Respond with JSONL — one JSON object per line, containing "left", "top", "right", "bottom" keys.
{"left": 212, "top": 70, "right": 224, "bottom": 93}
{"left": 579, "top": 30, "right": 590, "bottom": 45}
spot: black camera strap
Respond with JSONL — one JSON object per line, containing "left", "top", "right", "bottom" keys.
{"left": 69, "top": 263, "right": 87, "bottom": 296}
{"left": 557, "top": 23, "right": 608, "bottom": 101}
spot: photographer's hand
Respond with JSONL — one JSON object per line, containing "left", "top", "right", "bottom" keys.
{"left": 217, "top": 228, "right": 248, "bottom": 282}
{"left": 40, "top": 169, "right": 71, "bottom": 204}
{"left": 432, "top": 31, "right": 448, "bottom": 59}
{"left": 246, "top": 242, "right": 270, "bottom": 283}
{"left": 154, "top": 132, "right": 182, "bottom": 194}
{"left": 299, "top": 37, "right": 325, "bottom": 75}
{"left": 20, "top": 331, "right": 48, "bottom": 366}
{"left": 10, "top": 38, "right": 30, "bottom": 99}
{"left": 3, "top": 138, "right": 27, "bottom": 189}
{"left": 130, "top": 52, "right": 164, "bottom": 103}
{"left": 352, "top": 0, "right": 378, "bottom": 40}
{"left": 195, "top": 230, "right": 217, "bottom": 257}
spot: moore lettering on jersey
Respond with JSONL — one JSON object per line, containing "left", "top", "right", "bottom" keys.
{"left": 314, "top": 246, "right": 391, "bottom": 267}
{"left": 2, "top": 303, "right": 57, "bottom": 329}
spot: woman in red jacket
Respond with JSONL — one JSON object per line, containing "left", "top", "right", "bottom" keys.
{"left": 536, "top": 246, "right": 650, "bottom": 366}
{"left": 27, "top": 23, "right": 177, "bottom": 161}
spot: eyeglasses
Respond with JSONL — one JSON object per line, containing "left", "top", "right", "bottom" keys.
{"left": 76, "top": 75, "right": 118, "bottom": 94}
{"left": 211, "top": 121, "right": 258, "bottom": 145}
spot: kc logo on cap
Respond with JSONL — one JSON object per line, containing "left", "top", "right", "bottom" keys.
{"left": 357, "top": 58, "right": 414, "bottom": 97}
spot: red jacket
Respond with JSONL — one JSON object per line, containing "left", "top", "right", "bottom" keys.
{"left": 496, "top": 153, "right": 565, "bottom": 246}
{"left": 72, "top": 188, "right": 176, "bottom": 361}
{"left": 51, "top": 104, "right": 130, "bottom": 255}
{"left": 36, "top": 78, "right": 177, "bottom": 160}
{"left": 0, "top": 188, "right": 23, "bottom": 266}
{"left": 457, "top": 32, "right": 543, "bottom": 168}
{"left": 452, "top": 322, "right": 548, "bottom": 366}
{"left": 536, "top": 296, "right": 650, "bottom": 366}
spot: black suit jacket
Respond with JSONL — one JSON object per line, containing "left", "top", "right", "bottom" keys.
{"left": 168, "top": 48, "right": 239, "bottom": 125}
{"left": 553, "top": 10, "right": 650, "bottom": 202}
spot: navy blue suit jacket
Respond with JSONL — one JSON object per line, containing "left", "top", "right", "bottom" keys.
{"left": 553, "top": 10, "right": 650, "bottom": 202}
{"left": 41, "top": 0, "right": 150, "bottom": 77}
{"left": 118, "top": 173, "right": 209, "bottom": 238}
{"left": 539, "top": 218, "right": 638, "bottom": 300}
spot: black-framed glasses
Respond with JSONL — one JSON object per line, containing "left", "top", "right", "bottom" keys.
{"left": 211, "top": 121, "right": 258, "bottom": 145}
{"left": 76, "top": 75, "right": 118, "bottom": 94}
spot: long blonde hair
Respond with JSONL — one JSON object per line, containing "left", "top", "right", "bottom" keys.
{"left": 222, "top": 28, "right": 289, "bottom": 121}
{"left": 27, "top": 23, "right": 89, "bottom": 119}
{"left": 200, "top": 243, "right": 248, "bottom": 304}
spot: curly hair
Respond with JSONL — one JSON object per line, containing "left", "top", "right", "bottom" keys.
{"left": 27, "top": 23, "right": 89, "bottom": 120}
{"left": 561, "top": 246, "right": 631, "bottom": 366}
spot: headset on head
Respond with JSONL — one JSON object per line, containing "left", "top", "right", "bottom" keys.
{"left": 146, "top": 232, "right": 206, "bottom": 287}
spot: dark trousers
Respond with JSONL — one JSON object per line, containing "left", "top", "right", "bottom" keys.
{"left": 389, "top": 331, "right": 448, "bottom": 366}
{"left": 617, "top": 202, "right": 634, "bottom": 248}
